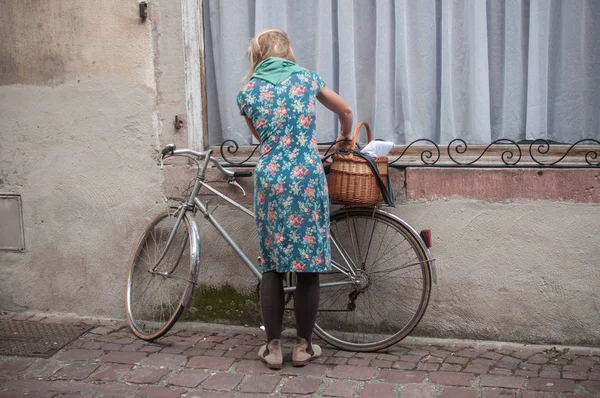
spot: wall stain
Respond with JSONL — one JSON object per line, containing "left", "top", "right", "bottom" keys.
{"left": 0, "top": 1, "right": 68, "bottom": 85}
{"left": 0, "top": 0, "right": 151, "bottom": 87}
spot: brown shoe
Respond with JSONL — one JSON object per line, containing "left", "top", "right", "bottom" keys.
{"left": 258, "top": 339, "right": 283, "bottom": 369}
{"left": 292, "top": 337, "right": 322, "bottom": 367}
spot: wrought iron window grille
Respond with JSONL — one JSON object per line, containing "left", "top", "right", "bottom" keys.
{"left": 218, "top": 138, "right": 600, "bottom": 169}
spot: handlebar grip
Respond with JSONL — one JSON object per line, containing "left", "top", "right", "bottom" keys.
{"left": 161, "top": 144, "right": 176, "bottom": 158}
{"left": 233, "top": 171, "right": 253, "bottom": 177}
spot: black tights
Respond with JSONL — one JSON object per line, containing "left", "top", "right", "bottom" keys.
{"left": 260, "top": 271, "right": 320, "bottom": 342}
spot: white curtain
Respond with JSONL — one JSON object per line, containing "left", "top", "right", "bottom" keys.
{"left": 204, "top": 0, "right": 600, "bottom": 145}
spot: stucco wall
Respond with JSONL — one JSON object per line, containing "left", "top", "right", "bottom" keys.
{"left": 0, "top": 0, "right": 599, "bottom": 347}
{"left": 402, "top": 198, "right": 600, "bottom": 346}
{"left": 0, "top": 1, "right": 155, "bottom": 87}
{"left": 402, "top": 168, "right": 600, "bottom": 346}
{"left": 0, "top": 0, "right": 173, "bottom": 315}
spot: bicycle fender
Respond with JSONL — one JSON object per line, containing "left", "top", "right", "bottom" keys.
{"left": 182, "top": 211, "right": 200, "bottom": 307}
{"left": 426, "top": 252, "right": 437, "bottom": 284}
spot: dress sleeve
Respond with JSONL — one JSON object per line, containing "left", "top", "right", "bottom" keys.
{"left": 313, "top": 72, "right": 326, "bottom": 94}
{"left": 236, "top": 90, "right": 246, "bottom": 116}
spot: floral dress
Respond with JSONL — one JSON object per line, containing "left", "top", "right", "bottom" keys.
{"left": 237, "top": 70, "right": 331, "bottom": 273}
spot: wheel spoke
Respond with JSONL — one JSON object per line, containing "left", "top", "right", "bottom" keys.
{"left": 369, "top": 259, "right": 424, "bottom": 276}
{"left": 331, "top": 225, "right": 359, "bottom": 275}
{"left": 330, "top": 260, "right": 355, "bottom": 278}
{"left": 369, "top": 243, "right": 415, "bottom": 271}
{"left": 149, "top": 226, "right": 160, "bottom": 266}
{"left": 360, "top": 217, "right": 377, "bottom": 267}
{"left": 350, "top": 216, "right": 362, "bottom": 267}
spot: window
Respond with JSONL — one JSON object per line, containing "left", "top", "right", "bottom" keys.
{"left": 202, "top": 0, "right": 600, "bottom": 147}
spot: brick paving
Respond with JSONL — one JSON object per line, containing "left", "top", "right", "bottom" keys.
{"left": 1, "top": 312, "right": 600, "bottom": 397}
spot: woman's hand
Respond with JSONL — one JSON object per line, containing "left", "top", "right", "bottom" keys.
{"left": 335, "top": 132, "right": 353, "bottom": 152}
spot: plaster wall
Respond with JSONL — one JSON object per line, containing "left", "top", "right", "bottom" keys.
{"left": 0, "top": 0, "right": 154, "bottom": 87}
{"left": 399, "top": 199, "right": 600, "bottom": 346}
{"left": 0, "top": 0, "right": 599, "bottom": 347}
{"left": 0, "top": 0, "right": 178, "bottom": 316}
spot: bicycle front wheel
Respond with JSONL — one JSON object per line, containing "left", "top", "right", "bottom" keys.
{"left": 314, "top": 207, "right": 433, "bottom": 351}
{"left": 126, "top": 208, "right": 199, "bottom": 340}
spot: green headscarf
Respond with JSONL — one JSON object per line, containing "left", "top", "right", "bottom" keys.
{"left": 251, "top": 57, "right": 305, "bottom": 85}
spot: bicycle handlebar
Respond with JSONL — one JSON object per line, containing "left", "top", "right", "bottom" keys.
{"left": 160, "top": 144, "right": 176, "bottom": 158}
{"left": 232, "top": 171, "right": 253, "bottom": 178}
{"left": 159, "top": 144, "right": 252, "bottom": 178}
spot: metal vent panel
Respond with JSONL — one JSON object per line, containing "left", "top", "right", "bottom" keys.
{"left": 0, "top": 193, "right": 25, "bottom": 251}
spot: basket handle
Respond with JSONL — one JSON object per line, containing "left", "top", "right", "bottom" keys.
{"left": 350, "top": 121, "right": 373, "bottom": 148}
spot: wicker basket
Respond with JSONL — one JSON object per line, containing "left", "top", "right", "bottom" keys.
{"left": 327, "top": 122, "right": 389, "bottom": 205}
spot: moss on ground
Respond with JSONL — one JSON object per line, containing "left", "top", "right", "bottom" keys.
{"left": 179, "top": 283, "right": 296, "bottom": 327}
{"left": 180, "top": 283, "right": 262, "bottom": 325}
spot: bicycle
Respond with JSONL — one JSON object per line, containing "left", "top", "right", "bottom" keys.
{"left": 126, "top": 144, "right": 437, "bottom": 352}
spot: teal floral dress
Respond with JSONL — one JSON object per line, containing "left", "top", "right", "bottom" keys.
{"left": 237, "top": 70, "right": 331, "bottom": 273}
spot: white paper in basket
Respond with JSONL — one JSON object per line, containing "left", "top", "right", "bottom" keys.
{"left": 360, "top": 140, "right": 394, "bottom": 157}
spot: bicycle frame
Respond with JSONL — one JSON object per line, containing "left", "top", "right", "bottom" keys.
{"left": 160, "top": 148, "right": 359, "bottom": 294}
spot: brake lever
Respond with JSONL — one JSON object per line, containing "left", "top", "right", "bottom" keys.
{"left": 228, "top": 178, "right": 246, "bottom": 196}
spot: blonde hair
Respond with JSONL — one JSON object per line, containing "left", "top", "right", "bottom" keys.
{"left": 244, "top": 28, "right": 296, "bottom": 81}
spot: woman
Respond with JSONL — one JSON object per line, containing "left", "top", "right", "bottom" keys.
{"left": 237, "top": 28, "right": 353, "bottom": 369}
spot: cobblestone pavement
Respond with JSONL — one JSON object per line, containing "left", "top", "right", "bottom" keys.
{"left": 1, "top": 312, "right": 599, "bottom": 397}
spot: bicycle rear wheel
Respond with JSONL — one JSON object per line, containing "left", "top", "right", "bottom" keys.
{"left": 314, "top": 207, "right": 433, "bottom": 351}
{"left": 126, "top": 208, "right": 199, "bottom": 340}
